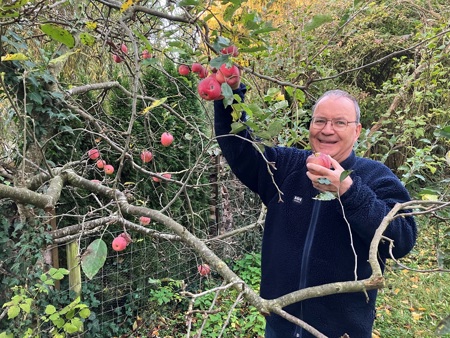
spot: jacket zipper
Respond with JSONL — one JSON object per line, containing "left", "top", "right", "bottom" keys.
{"left": 294, "top": 200, "right": 321, "bottom": 338}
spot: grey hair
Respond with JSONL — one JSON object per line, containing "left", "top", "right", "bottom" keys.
{"left": 312, "top": 90, "right": 361, "bottom": 122}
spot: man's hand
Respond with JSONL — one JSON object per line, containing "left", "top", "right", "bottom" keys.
{"left": 306, "top": 157, "right": 353, "bottom": 195}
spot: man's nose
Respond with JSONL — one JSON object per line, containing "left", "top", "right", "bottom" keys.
{"left": 321, "top": 120, "right": 335, "bottom": 133}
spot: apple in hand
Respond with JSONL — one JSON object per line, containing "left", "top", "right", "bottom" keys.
{"left": 197, "top": 75, "right": 223, "bottom": 101}
{"left": 306, "top": 152, "right": 332, "bottom": 169}
{"left": 215, "top": 64, "right": 240, "bottom": 87}
{"left": 197, "top": 264, "right": 211, "bottom": 276}
{"left": 160, "top": 132, "right": 174, "bottom": 147}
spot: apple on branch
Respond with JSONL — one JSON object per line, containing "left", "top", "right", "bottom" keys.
{"left": 178, "top": 64, "right": 190, "bottom": 76}
{"left": 197, "top": 75, "right": 223, "bottom": 101}
{"left": 215, "top": 64, "right": 240, "bottom": 87}
{"left": 160, "top": 132, "right": 174, "bottom": 147}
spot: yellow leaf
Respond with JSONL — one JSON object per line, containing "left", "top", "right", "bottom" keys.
{"left": 1, "top": 53, "right": 28, "bottom": 61}
{"left": 421, "top": 194, "right": 439, "bottom": 201}
{"left": 411, "top": 312, "right": 422, "bottom": 321}
{"left": 120, "top": 0, "right": 134, "bottom": 12}
{"left": 393, "top": 288, "right": 400, "bottom": 295}
{"left": 446, "top": 150, "right": 450, "bottom": 166}
{"left": 418, "top": 307, "right": 426, "bottom": 311}
{"left": 86, "top": 21, "right": 97, "bottom": 30}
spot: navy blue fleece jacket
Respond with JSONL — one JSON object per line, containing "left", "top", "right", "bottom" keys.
{"left": 214, "top": 84, "right": 417, "bottom": 338}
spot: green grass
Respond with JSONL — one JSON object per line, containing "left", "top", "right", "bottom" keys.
{"left": 373, "top": 218, "right": 450, "bottom": 337}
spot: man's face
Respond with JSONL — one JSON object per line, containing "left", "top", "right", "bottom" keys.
{"left": 309, "top": 95, "right": 362, "bottom": 163}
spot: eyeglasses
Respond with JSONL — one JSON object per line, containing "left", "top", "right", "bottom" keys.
{"left": 310, "top": 117, "right": 359, "bottom": 131}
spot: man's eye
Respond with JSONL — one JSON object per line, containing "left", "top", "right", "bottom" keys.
{"left": 315, "top": 119, "right": 326, "bottom": 124}
{"left": 334, "top": 120, "right": 347, "bottom": 126}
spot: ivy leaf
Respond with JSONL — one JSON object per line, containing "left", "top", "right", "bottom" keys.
{"left": 80, "top": 239, "right": 107, "bottom": 280}
{"left": 40, "top": 24, "right": 75, "bottom": 48}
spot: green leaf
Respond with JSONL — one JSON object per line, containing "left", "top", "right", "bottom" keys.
{"left": 210, "top": 54, "right": 230, "bottom": 68}
{"left": 178, "top": 0, "right": 199, "bottom": 6}
{"left": 318, "top": 177, "right": 331, "bottom": 185}
{"left": 79, "top": 308, "right": 91, "bottom": 319}
{"left": 80, "top": 32, "right": 96, "bottom": 46}
{"left": 267, "top": 120, "right": 284, "bottom": 137}
{"left": 314, "top": 191, "right": 337, "bottom": 201}
{"left": 40, "top": 24, "right": 75, "bottom": 48}
{"left": 7, "top": 305, "right": 20, "bottom": 319}
{"left": 230, "top": 122, "right": 246, "bottom": 134}
{"left": 339, "top": 170, "right": 353, "bottom": 182}
{"left": 304, "top": 14, "right": 333, "bottom": 32}
{"left": 80, "top": 239, "right": 107, "bottom": 280}
{"left": 49, "top": 50, "right": 79, "bottom": 65}
{"left": 63, "top": 322, "right": 79, "bottom": 334}
{"left": 45, "top": 305, "right": 57, "bottom": 315}
{"left": 223, "top": 3, "right": 239, "bottom": 22}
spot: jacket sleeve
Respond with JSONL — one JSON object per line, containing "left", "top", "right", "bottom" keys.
{"left": 339, "top": 165, "right": 417, "bottom": 259}
{"left": 213, "top": 84, "right": 280, "bottom": 204}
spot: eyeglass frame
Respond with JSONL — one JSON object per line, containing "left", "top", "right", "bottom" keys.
{"left": 310, "top": 117, "right": 360, "bottom": 131}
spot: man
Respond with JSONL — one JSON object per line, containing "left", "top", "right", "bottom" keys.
{"left": 213, "top": 83, "right": 417, "bottom": 337}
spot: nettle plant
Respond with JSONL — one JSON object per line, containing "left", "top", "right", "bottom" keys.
{"left": 1, "top": 268, "right": 91, "bottom": 338}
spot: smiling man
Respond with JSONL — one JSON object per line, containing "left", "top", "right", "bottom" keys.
{"left": 213, "top": 84, "right": 417, "bottom": 338}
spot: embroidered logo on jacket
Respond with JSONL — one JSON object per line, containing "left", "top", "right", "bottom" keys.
{"left": 293, "top": 196, "right": 303, "bottom": 204}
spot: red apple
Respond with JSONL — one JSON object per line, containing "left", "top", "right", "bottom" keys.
{"left": 162, "top": 173, "right": 172, "bottom": 180}
{"left": 140, "top": 150, "right": 153, "bottom": 163}
{"left": 112, "top": 54, "right": 122, "bottom": 63}
{"left": 197, "top": 264, "right": 211, "bottom": 276}
{"left": 197, "top": 75, "right": 223, "bottom": 101}
{"left": 112, "top": 236, "right": 127, "bottom": 251}
{"left": 96, "top": 159, "right": 106, "bottom": 169}
{"left": 88, "top": 148, "right": 100, "bottom": 160}
{"left": 121, "top": 43, "right": 128, "bottom": 54}
{"left": 198, "top": 67, "right": 208, "bottom": 79}
{"left": 160, "top": 132, "right": 174, "bottom": 147}
{"left": 141, "top": 50, "right": 152, "bottom": 59}
{"left": 306, "top": 152, "right": 332, "bottom": 169}
{"left": 215, "top": 64, "right": 240, "bottom": 87}
{"left": 191, "top": 62, "right": 203, "bottom": 73}
{"left": 152, "top": 176, "right": 161, "bottom": 183}
{"left": 178, "top": 64, "right": 190, "bottom": 76}
{"left": 104, "top": 164, "right": 115, "bottom": 175}
{"left": 220, "top": 45, "right": 239, "bottom": 57}
{"left": 139, "top": 216, "right": 151, "bottom": 225}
